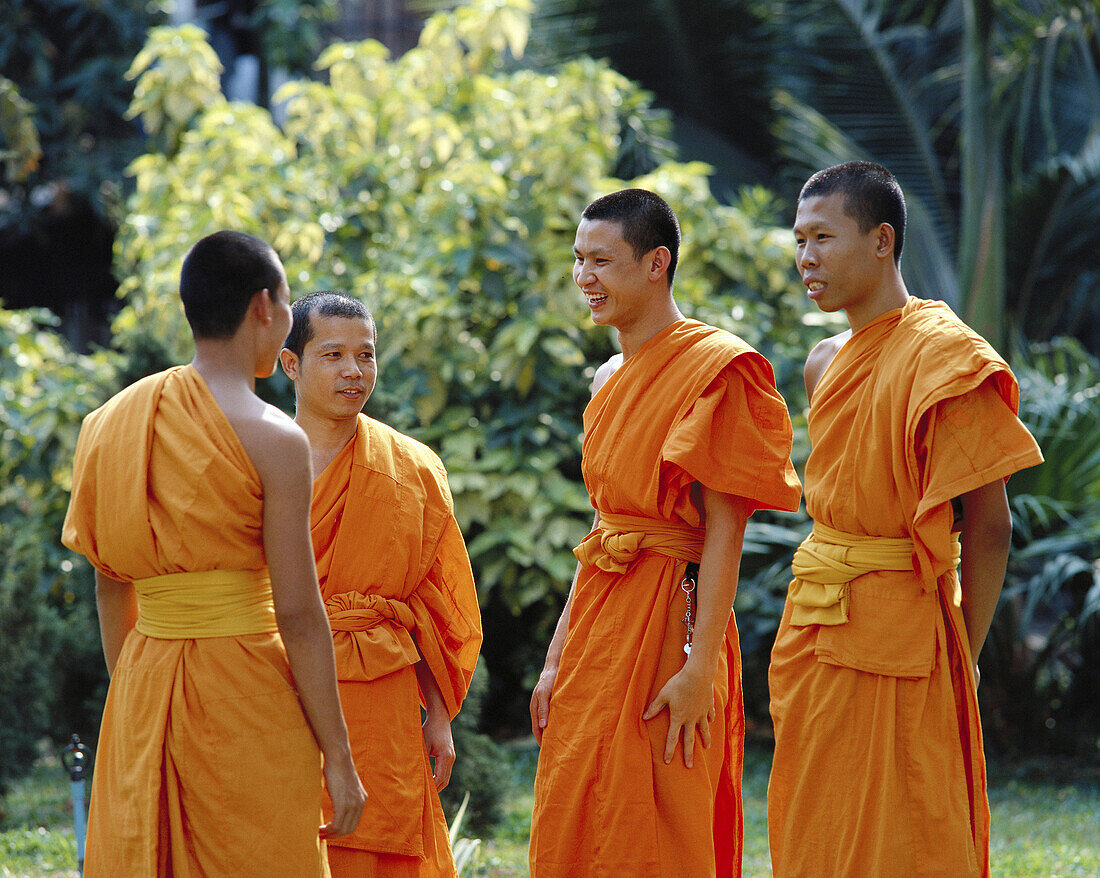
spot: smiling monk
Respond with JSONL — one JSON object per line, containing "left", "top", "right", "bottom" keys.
{"left": 280, "top": 292, "right": 482, "bottom": 878}
{"left": 62, "top": 232, "right": 365, "bottom": 877}
{"left": 768, "top": 162, "right": 1043, "bottom": 877}
{"left": 528, "top": 189, "right": 802, "bottom": 877}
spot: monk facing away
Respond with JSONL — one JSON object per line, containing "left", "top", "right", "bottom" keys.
{"left": 279, "top": 291, "right": 483, "bottom": 877}
{"left": 767, "top": 162, "right": 1044, "bottom": 877}
{"left": 62, "top": 231, "right": 366, "bottom": 877}
{"left": 528, "top": 188, "right": 802, "bottom": 877}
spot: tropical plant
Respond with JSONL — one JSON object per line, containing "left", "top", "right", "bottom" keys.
{"left": 108, "top": 0, "right": 824, "bottom": 732}
{"left": 982, "top": 338, "right": 1100, "bottom": 758}
{"left": 0, "top": 308, "right": 118, "bottom": 791}
{"left": 769, "top": 0, "right": 1100, "bottom": 352}
{"left": 0, "top": 0, "right": 167, "bottom": 225}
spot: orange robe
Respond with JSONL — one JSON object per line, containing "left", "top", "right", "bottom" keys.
{"left": 311, "top": 415, "right": 482, "bottom": 878}
{"left": 61, "top": 365, "right": 328, "bottom": 877}
{"left": 529, "top": 320, "right": 802, "bottom": 878}
{"left": 768, "top": 298, "right": 1044, "bottom": 878}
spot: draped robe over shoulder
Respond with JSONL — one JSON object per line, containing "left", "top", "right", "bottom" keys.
{"left": 529, "top": 320, "right": 802, "bottom": 878}
{"left": 62, "top": 365, "right": 328, "bottom": 878}
{"left": 311, "top": 415, "right": 482, "bottom": 878}
{"left": 768, "top": 298, "right": 1043, "bottom": 878}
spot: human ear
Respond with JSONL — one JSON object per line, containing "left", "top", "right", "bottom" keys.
{"left": 251, "top": 288, "right": 274, "bottom": 324}
{"left": 648, "top": 246, "right": 672, "bottom": 280}
{"left": 278, "top": 347, "right": 299, "bottom": 380}
{"left": 876, "top": 224, "right": 895, "bottom": 259}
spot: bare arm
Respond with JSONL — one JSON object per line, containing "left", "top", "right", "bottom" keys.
{"left": 643, "top": 488, "right": 751, "bottom": 767}
{"left": 414, "top": 659, "right": 455, "bottom": 791}
{"left": 958, "top": 478, "right": 1013, "bottom": 677}
{"left": 257, "top": 423, "right": 366, "bottom": 839}
{"left": 95, "top": 571, "right": 138, "bottom": 676}
{"left": 529, "top": 510, "right": 595, "bottom": 743}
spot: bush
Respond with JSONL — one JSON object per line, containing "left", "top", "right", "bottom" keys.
{"left": 0, "top": 308, "right": 117, "bottom": 791}
{"left": 982, "top": 339, "right": 1100, "bottom": 761}
{"left": 108, "top": 0, "right": 824, "bottom": 733}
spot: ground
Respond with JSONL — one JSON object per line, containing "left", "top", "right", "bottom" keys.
{"left": 2, "top": 743, "right": 1097, "bottom": 877}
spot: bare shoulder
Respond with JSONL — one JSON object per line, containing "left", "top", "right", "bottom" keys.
{"left": 591, "top": 353, "right": 624, "bottom": 396}
{"left": 229, "top": 400, "right": 311, "bottom": 486}
{"left": 804, "top": 330, "right": 852, "bottom": 403}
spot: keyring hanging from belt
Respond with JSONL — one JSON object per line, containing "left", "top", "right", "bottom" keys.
{"left": 681, "top": 562, "right": 699, "bottom": 655}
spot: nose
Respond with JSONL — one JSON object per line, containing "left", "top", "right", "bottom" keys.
{"left": 798, "top": 243, "right": 818, "bottom": 272}
{"left": 340, "top": 357, "right": 363, "bottom": 377}
{"left": 575, "top": 260, "right": 594, "bottom": 288}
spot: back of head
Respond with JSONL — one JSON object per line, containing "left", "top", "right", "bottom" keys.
{"left": 582, "top": 188, "right": 681, "bottom": 285}
{"left": 179, "top": 231, "right": 284, "bottom": 339}
{"left": 284, "top": 290, "right": 375, "bottom": 359}
{"left": 799, "top": 161, "right": 906, "bottom": 263}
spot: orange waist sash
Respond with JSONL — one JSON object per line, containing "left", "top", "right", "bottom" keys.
{"left": 573, "top": 510, "right": 705, "bottom": 573}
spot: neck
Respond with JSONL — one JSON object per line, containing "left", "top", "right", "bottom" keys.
{"left": 844, "top": 272, "right": 909, "bottom": 334}
{"left": 293, "top": 406, "right": 359, "bottom": 476}
{"left": 191, "top": 338, "right": 258, "bottom": 392}
{"left": 617, "top": 298, "right": 684, "bottom": 359}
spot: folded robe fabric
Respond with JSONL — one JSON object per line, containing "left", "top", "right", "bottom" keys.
{"left": 311, "top": 414, "right": 482, "bottom": 876}
{"left": 768, "top": 298, "right": 1044, "bottom": 878}
{"left": 61, "top": 364, "right": 328, "bottom": 878}
{"left": 529, "top": 319, "right": 802, "bottom": 878}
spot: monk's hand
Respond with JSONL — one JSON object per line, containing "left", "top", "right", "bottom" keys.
{"left": 320, "top": 753, "right": 367, "bottom": 839}
{"left": 973, "top": 662, "right": 981, "bottom": 690}
{"left": 422, "top": 708, "right": 456, "bottom": 792}
{"left": 530, "top": 664, "right": 558, "bottom": 744}
{"left": 642, "top": 663, "right": 715, "bottom": 769}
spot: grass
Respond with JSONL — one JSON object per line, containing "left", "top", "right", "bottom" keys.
{"left": 3, "top": 744, "right": 1097, "bottom": 877}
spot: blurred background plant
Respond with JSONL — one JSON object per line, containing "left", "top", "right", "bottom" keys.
{"left": 0, "top": 0, "right": 1096, "bottom": 838}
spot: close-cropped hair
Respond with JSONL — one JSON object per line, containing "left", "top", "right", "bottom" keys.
{"left": 179, "top": 230, "right": 283, "bottom": 339}
{"left": 581, "top": 188, "right": 681, "bottom": 285}
{"left": 799, "top": 161, "right": 907, "bottom": 263}
{"left": 283, "top": 290, "right": 375, "bottom": 359}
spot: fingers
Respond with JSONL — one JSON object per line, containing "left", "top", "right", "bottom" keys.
{"left": 433, "top": 749, "right": 455, "bottom": 792}
{"left": 530, "top": 685, "right": 552, "bottom": 742}
{"left": 642, "top": 692, "right": 667, "bottom": 722}
{"left": 665, "top": 721, "right": 682, "bottom": 765}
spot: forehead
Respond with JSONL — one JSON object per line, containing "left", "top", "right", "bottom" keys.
{"left": 793, "top": 193, "right": 859, "bottom": 233}
{"left": 574, "top": 218, "right": 628, "bottom": 252}
{"left": 305, "top": 313, "right": 374, "bottom": 349}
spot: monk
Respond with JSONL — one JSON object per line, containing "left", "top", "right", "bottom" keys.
{"left": 279, "top": 291, "right": 483, "bottom": 877}
{"left": 62, "top": 231, "right": 366, "bottom": 877}
{"left": 528, "top": 188, "right": 802, "bottom": 877}
{"left": 768, "top": 162, "right": 1044, "bottom": 877}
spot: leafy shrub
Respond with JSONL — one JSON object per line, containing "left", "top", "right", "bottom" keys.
{"left": 0, "top": 308, "right": 117, "bottom": 791}
{"left": 108, "top": 0, "right": 824, "bottom": 734}
{"left": 982, "top": 339, "right": 1100, "bottom": 760}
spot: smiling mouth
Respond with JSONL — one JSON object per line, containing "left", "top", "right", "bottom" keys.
{"left": 586, "top": 294, "right": 608, "bottom": 307}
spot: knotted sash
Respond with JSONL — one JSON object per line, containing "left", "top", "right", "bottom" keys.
{"left": 133, "top": 569, "right": 278, "bottom": 638}
{"left": 789, "top": 523, "right": 961, "bottom": 626}
{"left": 324, "top": 591, "right": 421, "bottom": 682}
{"left": 573, "top": 510, "right": 705, "bottom": 573}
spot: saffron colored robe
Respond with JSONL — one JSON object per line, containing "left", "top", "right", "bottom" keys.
{"left": 311, "top": 415, "right": 482, "bottom": 878}
{"left": 61, "top": 365, "right": 328, "bottom": 877}
{"left": 768, "top": 298, "right": 1043, "bottom": 878}
{"left": 529, "top": 320, "right": 802, "bottom": 878}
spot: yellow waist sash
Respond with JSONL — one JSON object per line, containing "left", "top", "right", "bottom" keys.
{"left": 573, "top": 511, "right": 704, "bottom": 573}
{"left": 133, "top": 569, "right": 278, "bottom": 639}
{"left": 789, "top": 523, "right": 960, "bottom": 626}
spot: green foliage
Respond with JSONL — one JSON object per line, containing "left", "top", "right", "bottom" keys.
{"left": 444, "top": 662, "right": 510, "bottom": 831}
{"left": 768, "top": 0, "right": 1100, "bottom": 350}
{"left": 982, "top": 339, "right": 1100, "bottom": 759}
{"left": 109, "top": 0, "right": 822, "bottom": 727}
{"left": 0, "top": 76, "right": 41, "bottom": 182}
{"left": 0, "top": 308, "right": 117, "bottom": 790}
{"left": 0, "top": 0, "right": 166, "bottom": 226}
